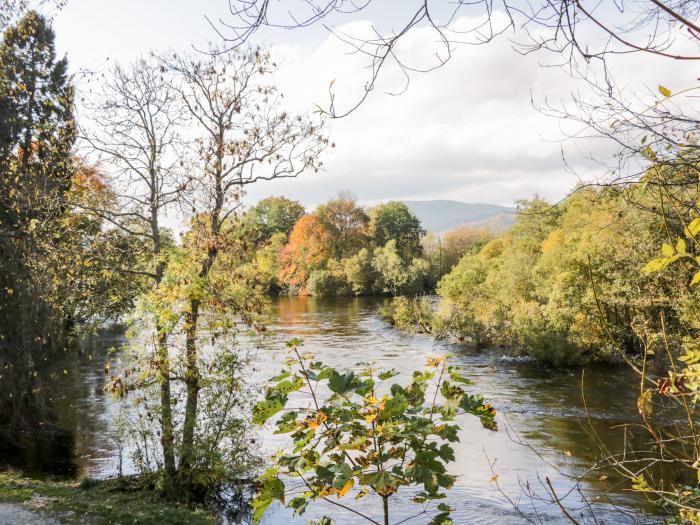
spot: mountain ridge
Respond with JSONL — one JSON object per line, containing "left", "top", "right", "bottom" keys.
{"left": 401, "top": 199, "right": 516, "bottom": 233}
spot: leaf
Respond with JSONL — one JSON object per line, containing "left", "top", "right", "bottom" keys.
{"left": 676, "top": 238, "right": 687, "bottom": 254}
{"left": 328, "top": 371, "right": 361, "bottom": 394}
{"left": 337, "top": 478, "right": 353, "bottom": 497}
{"left": 252, "top": 394, "right": 287, "bottom": 424}
{"left": 691, "top": 271, "right": 700, "bottom": 286}
{"left": 658, "top": 85, "right": 672, "bottom": 97}
{"left": 641, "top": 258, "right": 668, "bottom": 273}
{"left": 276, "top": 376, "right": 304, "bottom": 394}
{"left": 684, "top": 218, "right": 700, "bottom": 238}
{"left": 661, "top": 243, "right": 674, "bottom": 257}
{"left": 637, "top": 389, "right": 653, "bottom": 417}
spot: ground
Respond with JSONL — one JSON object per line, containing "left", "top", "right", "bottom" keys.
{"left": 0, "top": 472, "right": 215, "bottom": 525}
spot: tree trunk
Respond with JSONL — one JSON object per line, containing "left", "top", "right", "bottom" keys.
{"left": 179, "top": 299, "right": 200, "bottom": 472}
{"left": 156, "top": 329, "right": 176, "bottom": 476}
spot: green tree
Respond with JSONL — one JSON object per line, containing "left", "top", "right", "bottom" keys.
{"left": 244, "top": 196, "right": 305, "bottom": 245}
{"left": 372, "top": 240, "right": 427, "bottom": 296}
{"left": 370, "top": 201, "right": 424, "bottom": 260}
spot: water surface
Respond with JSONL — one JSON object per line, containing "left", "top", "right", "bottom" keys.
{"left": 2, "top": 297, "right": 663, "bottom": 524}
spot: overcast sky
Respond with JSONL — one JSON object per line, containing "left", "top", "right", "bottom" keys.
{"left": 51, "top": 0, "right": 692, "bottom": 209}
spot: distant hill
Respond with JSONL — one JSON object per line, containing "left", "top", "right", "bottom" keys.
{"left": 401, "top": 200, "right": 516, "bottom": 234}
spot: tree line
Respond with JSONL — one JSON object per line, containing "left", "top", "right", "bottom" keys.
{"left": 239, "top": 193, "right": 492, "bottom": 297}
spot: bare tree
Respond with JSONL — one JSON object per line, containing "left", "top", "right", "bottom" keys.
{"left": 81, "top": 56, "right": 188, "bottom": 479}
{"left": 163, "top": 45, "right": 328, "bottom": 474}
{"left": 213, "top": 1, "right": 699, "bottom": 117}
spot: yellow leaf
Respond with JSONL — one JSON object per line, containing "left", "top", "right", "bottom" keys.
{"left": 564, "top": 450, "right": 572, "bottom": 457}
{"left": 426, "top": 356, "right": 444, "bottom": 368}
{"left": 658, "top": 85, "right": 672, "bottom": 97}
{"left": 691, "top": 271, "right": 700, "bottom": 286}
{"left": 364, "top": 413, "right": 376, "bottom": 424}
{"left": 338, "top": 479, "right": 353, "bottom": 498}
{"left": 490, "top": 475, "right": 499, "bottom": 483}
{"left": 676, "top": 238, "right": 687, "bottom": 254}
{"left": 355, "top": 488, "right": 368, "bottom": 500}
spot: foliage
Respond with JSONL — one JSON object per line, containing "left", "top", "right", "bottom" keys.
{"left": 0, "top": 12, "right": 141, "bottom": 448}
{"left": 370, "top": 201, "right": 425, "bottom": 260}
{"left": 278, "top": 214, "right": 335, "bottom": 293}
{"left": 344, "top": 247, "right": 382, "bottom": 296}
{"left": 316, "top": 192, "right": 370, "bottom": 258}
{"left": 434, "top": 190, "right": 690, "bottom": 364}
{"left": 244, "top": 196, "right": 306, "bottom": 246}
{"left": 252, "top": 340, "right": 497, "bottom": 524}
{"left": 372, "top": 240, "right": 428, "bottom": 297}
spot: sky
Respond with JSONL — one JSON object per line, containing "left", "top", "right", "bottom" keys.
{"left": 50, "top": 0, "right": 693, "bottom": 209}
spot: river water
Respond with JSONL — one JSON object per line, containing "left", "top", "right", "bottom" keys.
{"left": 2, "top": 297, "right": 664, "bottom": 524}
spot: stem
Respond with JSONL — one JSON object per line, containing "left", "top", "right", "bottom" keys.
{"left": 383, "top": 495, "right": 389, "bottom": 525}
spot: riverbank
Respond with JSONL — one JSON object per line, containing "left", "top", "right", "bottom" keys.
{"left": 0, "top": 472, "right": 215, "bottom": 524}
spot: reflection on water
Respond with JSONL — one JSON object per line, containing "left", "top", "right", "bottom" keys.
{"left": 1, "top": 297, "right": 666, "bottom": 523}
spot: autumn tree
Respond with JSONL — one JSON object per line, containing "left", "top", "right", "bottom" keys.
{"left": 0, "top": 11, "right": 137, "bottom": 458}
{"left": 83, "top": 56, "right": 188, "bottom": 480}
{"left": 278, "top": 213, "right": 334, "bottom": 292}
{"left": 164, "top": 46, "right": 327, "bottom": 482}
{"left": 316, "top": 191, "right": 369, "bottom": 258}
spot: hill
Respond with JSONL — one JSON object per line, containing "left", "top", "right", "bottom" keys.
{"left": 401, "top": 200, "right": 516, "bottom": 233}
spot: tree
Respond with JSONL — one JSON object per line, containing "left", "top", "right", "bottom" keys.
{"left": 316, "top": 191, "right": 369, "bottom": 258}
{"left": 83, "top": 55, "right": 188, "bottom": 480}
{"left": 244, "top": 195, "right": 305, "bottom": 245}
{"left": 344, "top": 247, "right": 380, "bottom": 296}
{"left": 278, "top": 214, "right": 334, "bottom": 292}
{"left": 370, "top": 202, "right": 424, "bottom": 260}
{"left": 0, "top": 11, "right": 137, "bottom": 458}
{"left": 164, "top": 46, "right": 327, "bottom": 480}
{"left": 372, "top": 240, "right": 427, "bottom": 297}
{"left": 0, "top": 10, "right": 75, "bottom": 437}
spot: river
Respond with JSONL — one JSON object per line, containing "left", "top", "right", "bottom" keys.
{"left": 1, "top": 297, "right": 663, "bottom": 524}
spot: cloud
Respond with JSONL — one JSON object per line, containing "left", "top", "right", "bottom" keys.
{"left": 52, "top": 3, "right": 692, "bottom": 211}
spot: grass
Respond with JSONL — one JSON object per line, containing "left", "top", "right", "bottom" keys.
{"left": 0, "top": 471, "right": 216, "bottom": 524}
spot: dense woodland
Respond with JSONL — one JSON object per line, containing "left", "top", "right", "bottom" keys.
{"left": 1, "top": 2, "right": 699, "bottom": 525}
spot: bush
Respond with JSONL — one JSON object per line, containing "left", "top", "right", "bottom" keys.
{"left": 306, "top": 269, "right": 347, "bottom": 297}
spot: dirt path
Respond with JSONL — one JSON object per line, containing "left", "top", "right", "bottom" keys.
{"left": 0, "top": 503, "right": 61, "bottom": 525}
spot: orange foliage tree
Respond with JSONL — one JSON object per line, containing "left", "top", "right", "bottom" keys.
{"left": 278, "top": 214, "right": 334, "bottom": 292}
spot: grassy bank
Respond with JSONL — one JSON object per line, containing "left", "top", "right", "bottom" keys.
{"left": 0, "top": 471, "right": 215, "bottom": 524}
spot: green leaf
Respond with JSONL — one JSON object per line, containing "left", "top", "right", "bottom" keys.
{"left": 253, "top": 394, "right": 287, "bottom": 424}
{"left": 378, "top": 369, "right": 399, "bottom": 380}
{"left": 328, "top": 371, "right": 360, "bottom": 394}
{"left": 276, "top": 375, "right": 304, "bottom": 394}
{"left": 270, "top": 369, "right": 290, "bottom": 382}
{"left": 658, "top": 85, "right": 672, "bottom": 97}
